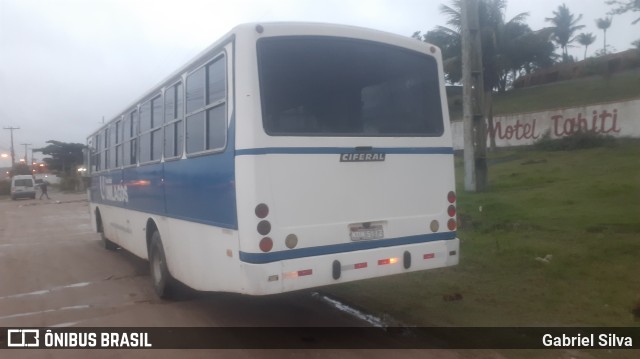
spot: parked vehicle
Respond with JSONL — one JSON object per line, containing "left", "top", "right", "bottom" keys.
{"left": 11, "top": 175, "right": 36, "bottom": 200}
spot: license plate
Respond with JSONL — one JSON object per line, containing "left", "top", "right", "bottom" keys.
{"left": 350, "top": 225, "right": 384, "bottom": 241}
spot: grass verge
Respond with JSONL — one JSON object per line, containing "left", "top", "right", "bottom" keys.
{"left": 323, "top": 139, "right": 640, "bottom": 329}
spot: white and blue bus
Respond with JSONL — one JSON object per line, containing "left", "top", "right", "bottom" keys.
{"left": 87, "top": 22, "right": 459, "bottom": 298}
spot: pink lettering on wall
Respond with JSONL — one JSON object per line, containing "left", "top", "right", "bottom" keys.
{"left": 490, "top": 108, "right": 623, "bottom": 143}
{"left": 490, "top": 119, "right": 540, "bottom": 140}
{"left": 551, "top": 109, "right": 621, "bottom": 136}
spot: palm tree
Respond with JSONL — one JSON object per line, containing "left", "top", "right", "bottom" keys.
{"left": 576, "top": 32, "right": 597, "bottom": 59}
{"left": 595, "top": 17, "right": 613, "bottom": 55}
{"left": 546, "top": 4, "right": 585, "bottom": 62}
{"left": 423, "top": 0, "right": 535, "bottom": 87}
{"left": 417, "top": 0, "right": 555, "bottom": 149}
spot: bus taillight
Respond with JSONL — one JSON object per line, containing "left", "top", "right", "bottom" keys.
{"left": 447, "top": 205, "right": 456, "bottom": 217}
{"left": 257, "top": 220, "right": 271, "bottom": 235}
{"left": 255, "top": 203, "right": 269, "bottom": 218}
{"left": 447, "top": 191, "right": 456, "bottom": 204}
{"left": 430, "top": 220, "right": 440, "bottom": 232}
{"left": 447, "top": 218, "right": 457, "bottom": 231}
{"left": 285, "top": 234, "right": 298, "bottom": 249}
{"left": 259, "top": 237, "right": 273, "bottom": 252}
{"left": 378, "top": 257, "right": 398, "bottom": 265}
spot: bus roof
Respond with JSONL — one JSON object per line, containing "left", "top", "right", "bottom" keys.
{"left": 88, "top": 22, "right": 441, "bottom": 138}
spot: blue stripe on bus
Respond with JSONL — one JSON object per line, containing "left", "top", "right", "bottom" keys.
{"left": 235, "top": 147, "right": 454, "bottom": 156}
{"left": 238, "top": 231, "right": 457, "bottom": 264}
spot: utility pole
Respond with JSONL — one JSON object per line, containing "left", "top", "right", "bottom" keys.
{"left": 461, "top": 0, "right": 488, "bottom": 192}
{"left": 3, "top": 126, "right": 20, "bottom": 168}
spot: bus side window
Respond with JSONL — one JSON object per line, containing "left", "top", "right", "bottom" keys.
{"left": 186, "top": 55, "right": 226, "bottom": 154}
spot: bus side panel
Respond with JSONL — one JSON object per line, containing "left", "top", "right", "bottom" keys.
{"left": 90, "top": 202, "right": 149, "bottom": 259}
{"left": 162, "top": 152, "right": 237, "bottom": 229}
{"left": 123, "top": 164, "right": 164, "bottom": 215}
{"left": 161, "top": 216, "right": 245, "bottom": 292}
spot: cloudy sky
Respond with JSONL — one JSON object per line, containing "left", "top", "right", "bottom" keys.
{"left": 1, "top": 0, "right": 638, "bottom": 167}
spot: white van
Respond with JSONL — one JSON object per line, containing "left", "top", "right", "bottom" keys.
{"left": 11, "top": 175, "right": 36, "bottom": 200}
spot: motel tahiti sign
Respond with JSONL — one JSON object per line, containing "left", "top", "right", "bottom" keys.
{"left": 451, "top": 98, "right": 640, "bottom": 149}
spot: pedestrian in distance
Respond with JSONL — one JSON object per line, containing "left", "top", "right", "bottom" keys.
{"left": 39, "top": 181, "right": 50, "bottom": 200}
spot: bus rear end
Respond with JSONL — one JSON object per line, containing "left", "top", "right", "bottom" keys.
{"left": 234, "top": 24, "right": 458, "bottom": 295}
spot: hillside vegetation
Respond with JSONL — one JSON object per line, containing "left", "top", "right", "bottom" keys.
{"left": 493, "top": 69, "right": 640, "bottom": 115}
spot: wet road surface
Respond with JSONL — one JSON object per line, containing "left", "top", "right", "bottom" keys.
{"left": 0, "top": 190, "right": 487, "bottom": 359}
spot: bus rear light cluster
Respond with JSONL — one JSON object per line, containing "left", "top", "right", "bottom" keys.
{"left": 255, "top": 204, "right": 272, "bottom": 252}
{"left": 447, "top": 191, "right": 457, "bottom": 231}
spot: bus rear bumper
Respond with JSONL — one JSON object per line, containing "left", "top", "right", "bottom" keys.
{"left": 239, "top": 237, "right": 459, "bottom": 295}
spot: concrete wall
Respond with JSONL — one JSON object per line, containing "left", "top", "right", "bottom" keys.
{"left": 451, "top": 97, "right": 640, "bottom": 150}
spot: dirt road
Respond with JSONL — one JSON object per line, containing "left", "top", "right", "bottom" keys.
{"left": 0, "top": 190, "right": 478, "bottom": 358}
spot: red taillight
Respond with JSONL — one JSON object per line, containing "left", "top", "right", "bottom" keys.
{"left": 284, "top": 269, "right": 313, "bottom": 279}
{"left": 255, "top": 203, "right": 269, "bottom": 218}
{"left": 448, "top": 205, "right": 456, "bottom": 217}
{"left": 447, "top": 218, "right": 457, "bottom": 231}
{"left": 354, "top": 262, "right": 368, "bottom": 269}
{"left": 447, "top": 191, "right": 456, "bottom": 204}
{"left": 424, "top": 253, "right": 435, "bottom": 260}
{"left": 259, "top": 237, "right": 273, "bottom": 252}
{"left": 378, "top": 258, "right": 398, "bottom": 266}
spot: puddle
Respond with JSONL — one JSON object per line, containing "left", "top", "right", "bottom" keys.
{"left": 312, "top": 292, "right": 388, "bottom": 328}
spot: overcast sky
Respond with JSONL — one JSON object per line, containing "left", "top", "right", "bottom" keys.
{"left": 1, "top": 0, "right": 638, "bottom": 167}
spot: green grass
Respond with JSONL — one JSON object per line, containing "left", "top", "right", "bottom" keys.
{"left": 322, "top": 139, "right": 640, "bottom": 329}
{"left": 492, "top": 70, "right": 640, "bottom": 115}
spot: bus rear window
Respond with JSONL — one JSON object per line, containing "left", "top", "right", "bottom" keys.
{"left": 258, "top": 37, "right": 444, "bottom": 137}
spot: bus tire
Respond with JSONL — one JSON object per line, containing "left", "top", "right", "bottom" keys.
{"left": 149, "top": 231, "right": 175, "bottom": 299}
{"left": 97, "top": 211, "right": 118, "bottom": 251}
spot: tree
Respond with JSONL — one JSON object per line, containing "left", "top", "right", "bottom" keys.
{"left": 414, "top": 0, "right": 555, "bottom": 150}
{"left": 595, "top": 17, "right": 613, "bottom": 55}
{"left": 546, "top": 4, "right": 585, "bottom": 62}
{"left": 576, "top": 32, "right": 597, "bottom": 59}
{"left": 416, "top": 0, "right": 554, "bottom": 89}
{"left": 606, "top": 0, "right": 640, "bottom": 24}
{"left": 33, "top": 140, "right": 85, "bottom": 176}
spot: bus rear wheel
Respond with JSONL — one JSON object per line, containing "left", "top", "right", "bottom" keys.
{"left": 149, "top": 231, "right": 175, "bottom": 299}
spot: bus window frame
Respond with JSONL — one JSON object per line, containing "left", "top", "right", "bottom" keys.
{"left": 184, "top": 51, "right": 229, "bottom": 159}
